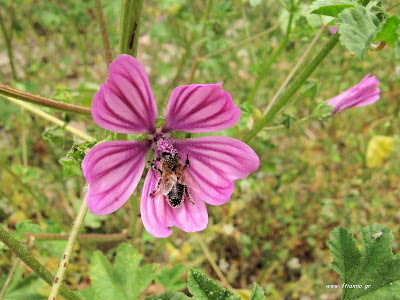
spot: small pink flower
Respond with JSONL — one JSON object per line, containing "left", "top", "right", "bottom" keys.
{"left": 328, "top": 26, "right": 339, "bottom": 36}
{"left": 327, "top": 73, "right": 380, "bottom": 114}
{"left": 82, "top": 54, "right": 259, "bottom": 238}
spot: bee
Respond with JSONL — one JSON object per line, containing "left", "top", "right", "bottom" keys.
{"left": 148, "top": 151, "right": 198, "bottom": 208}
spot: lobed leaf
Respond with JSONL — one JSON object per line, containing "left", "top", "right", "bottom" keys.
{"left": 336, "top": 4, "right": 379, "bottom": 57}
{"left": 310, "top": 0, "right": 355, "bottom": 17}
{"left": 375, "top": 15, "right": 400, "bottom": 48}
{"left": 328, "top": 224, "right": 400, "bottom": 299}
{"left": 249, "top": 282, "right": 265, "bottom": 300}
{"left": 187, "top": 269, "right": 241, "bottom": 300}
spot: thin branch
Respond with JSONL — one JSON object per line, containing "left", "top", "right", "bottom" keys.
{"left": 94, "top": 0, "right": 113, "bottom": 67}
{"left": 0, "top": 258, "right": 20, "bottom": 299}
{"left": 388, "top": 1, "right": 400, "bottom": 11}
{"left": 244, "top": 33, "right": 340, "bottom": 143}
{"left": 23, "top": 232, "right": 129, "bottom": 242}
{"left": 2, "top": 96, "right": 93, "bottom": 141}
{"left": 247, "top": 13, "right": 294, "bottom": 105}
{"left": 202, "top": 22, "right": 280, "bottom": 60}
{"left": 196, "top": 233, "right": 235, "bottom": 292}
{"left": 263, "top": 25, "right": 327, "bottom": 116}
{"left": 48, "top": 197, "right": 88, "bottom": 299}
{"left": 0, "top": 84, "right": 92, "bottom": 116}
{"left": 0, "top": 10, "right": 18, "bottom": 81}
{"left": 187, "top": 0, "right": 214, "bottom": 83}
{"left": 0, "top": 226, "right": 80, "bottom": 300}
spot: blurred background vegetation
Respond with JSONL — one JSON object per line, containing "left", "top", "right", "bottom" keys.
{"left": 0, "top": 0, "right": 399, "bottom": 299}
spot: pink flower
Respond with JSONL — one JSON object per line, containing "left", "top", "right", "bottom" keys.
{"left": 327, "top": 74, "right": 380, "bottom": 114}
{"left": 82, "top": 54, "right": 259, "bottom": 238}
{"left": 328, "top": 26, "right": 339, "bottom": 36}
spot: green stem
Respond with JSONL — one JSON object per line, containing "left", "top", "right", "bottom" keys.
{"left": 247, "top": 13, "right": 293, "bottom": 105}
{"left": 203, "top": 22, "right": 280, "bottom": 60}
{"left": 119, "top": 0, "right": 144, "bottom": 57}
{"left": 95, "top": 0, "right": 113, "bottom": 67}
{"left": 0, "top": 226, "right": 80, "bottom": 300}
{"left": 2, "top": 96, "right": 93, "bottom": 141}
{"left": 23, "top": 232, "right": 129, "bottom": 242}
{"left": 388, "top": 1, "right": 400, "bottom": 11}
{"left": 1, "top": 163, "right": 46, "bottom": 216}
{"left": 48, "top": 197, "right": 87, "bottom": 299}
{"left": 187, "top": 0, "right": 213, "bottom": 84}
{"left": 244, "top": 33, "right": 340, "bottom": 143}
{"left": 0, "top": 258, "right": 20, "bottom": 299}
{"left": 0, "top": 10, "right": 17, "bottom": 81}
{"left": 0, "top": 84, "right": 92, "bottom": 115}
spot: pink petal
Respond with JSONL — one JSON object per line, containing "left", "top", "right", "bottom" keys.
{"left": 91, "top": 54, "right": 157, "bottom": 134}
{"left": 327, "top": 73, "right": 380, "bottom": 114}
{"left": 140, "top": 169, "right": 209, "bottom": 238}
{"left": 173, "top": 136, "right": 259, "bottom": 206}
{"left": 82, "top": 140, "right": 151, "bottom": 215}
{"left": 162, "top": 83, "right": 241, "bottom": 133}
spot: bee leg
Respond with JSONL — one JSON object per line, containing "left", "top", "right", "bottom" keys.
{"left": 184, "top": 185, "right": 195, "bottom": 205}
{"left": 148, "top": 161, "right": 162, "bottom": 174}
{"left": 150, "top": 178, "right": 162, "bottom": 196}
{"left": 183, "top": 155, "right": 190, "bottom": 170}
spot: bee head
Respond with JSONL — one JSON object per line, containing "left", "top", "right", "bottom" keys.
{"left": 162, "top": 151, "right": 177, "bottom": 163}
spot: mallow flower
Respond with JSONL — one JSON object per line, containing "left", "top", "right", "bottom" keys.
{"left": 327, "top": 73, "right": 380, "bottom": 114}
{"left": 82, "top": 54, "right": 259, "bottom": 238}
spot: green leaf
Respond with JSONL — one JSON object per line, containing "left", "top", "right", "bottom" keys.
{"left": 59, "top": 157, "right": 82, "bottom": 179}
{"left": 249, "top": 282, "right": 265, "bottom": 300}
{"left": 336, "top": 5, "right": 379, "bottom": 57}
{"left": 156, "top": 264, "right": 186, "bottom": 290}
{"left": 42, "top": 125, "right": 65, "bottom": 147}
{"left": 328, "top": 224, "right": 400, "bottom": 299}
{"left": 78, "top": 243, "right": 158, "bottom": 299}
{"left": 375, "top": 15, "right": 400, "bottom": 48}
{"left": 0, "top": 268, "right": 43, "bottom": 300}
{"left": 309, "top": 0, "right": 355, "bottom": 17}
{"left": 187, "top": 269, "right": 240, "bottom": 300}
{"left": 145, "top": 291, "right": 191, "bottom": 300}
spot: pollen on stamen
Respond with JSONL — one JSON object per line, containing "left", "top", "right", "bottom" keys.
{"left": 156, "top": 136, "right": 177, "bottom": 155}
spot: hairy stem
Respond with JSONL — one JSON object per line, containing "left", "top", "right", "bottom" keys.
{"left": 262, "top": 25, "right": 327, "bottom": 116}
{"left": 187, "top": 0, "right": 214, "bottom": 83}
{"left": 196, "top": 233, "right": 235, "bottom": 292}
{"left": 2, "top": 96, "right": 93, "bottom": 141}
{"left": 119, "top": 0, "right": 144, "bottom": 57}
{"left": 245, "top": 33, "right": 340, "bottom": 143}
{"left": 0, "top": 258, "right": 20, "bottom": 299}
{"left": 0, "top": 85, "right": 91, "bottom": 115}
{"left": 48, "top": 196, "right": 88, "bottom": 299}
{"left": 203, "top": 23, "right": 280, "bottom": 60}
{"left": 24, "top": 232, "right": 129, "bottom": 242}
{"left": 0, "top": 163, "right": 46, "bottom": 219}
{"left": 95, "top": 0, "right": 113, "bottom": 67}
{"left": 0, "top": 226, "right": 80, "bottom": 300}
{"left": 247, "top": 14, "right": 293, "bottom": 105}
{"left": 0, "top": 10, "right": 17, "bottom": 81}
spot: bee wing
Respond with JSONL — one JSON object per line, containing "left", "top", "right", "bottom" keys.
{"left": 160, "top": 176, "right": 176, "bottom": 195}
{"left": 184, "top": 170, "right": 201, "bottom": 193}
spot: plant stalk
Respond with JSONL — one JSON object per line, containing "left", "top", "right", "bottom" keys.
{"left": 187, "top": 0, "right": 214, "bottom": 83}
{"left": 0, "top": 226, "right": 80, "bottom": 300}
{"left": 119, "top": 0, "right": 144, "bottom": 57}
{"left": 2, "top": 96, "right": 93, "bottom": 141}
{"left": 244, "top": 33, "right": 340, "bottom": 143}
{"left": 0, "top": 10, "right": 18, "bottom": 81}
{"left": 23, "top": 232, "right": 129, "bottom": 242}
{"left": 247, "top": 13, "right": 293, "bottom": 105}
{"left": 94, "top": 0, "right": 113, "bottom": 67}
{"left": 0, "top": 84, "right": 92, "bottom": 115}
{"left": 0, "top": 258, "right": 20, "bottom": 299}
{"left": 48, "top": 196, "right": 88, "bottom": 299}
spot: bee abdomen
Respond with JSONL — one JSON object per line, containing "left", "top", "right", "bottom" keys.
{"left": 168, "top": 184, "right": 184, "bottom": 208}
